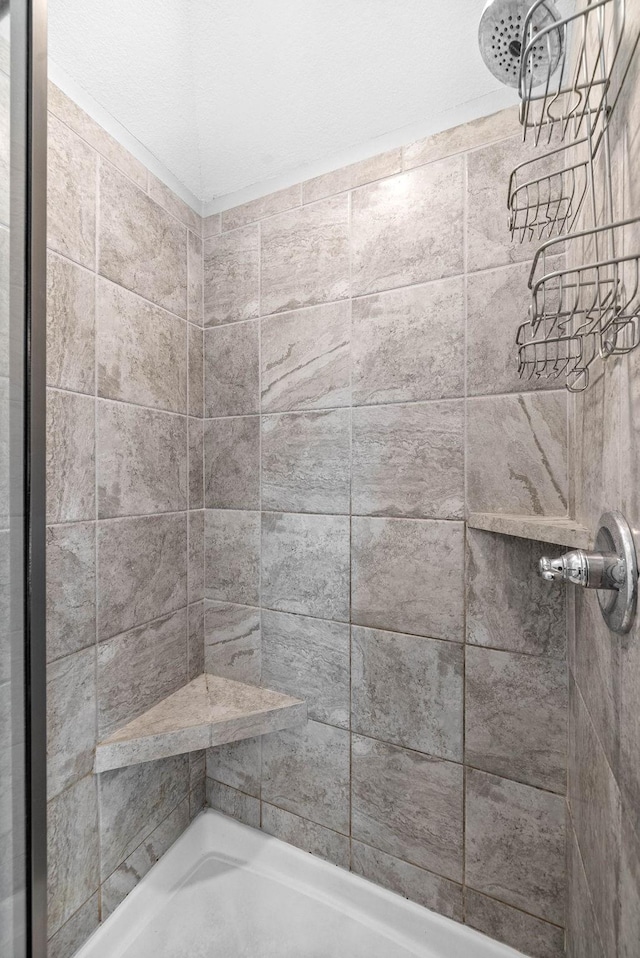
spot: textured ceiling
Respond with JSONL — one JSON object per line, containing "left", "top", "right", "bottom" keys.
{"left": 49, "top": 0, "right": 520, "bottom": 208}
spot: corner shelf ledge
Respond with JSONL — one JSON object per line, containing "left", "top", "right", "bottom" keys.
{"left": 467, "top": 513, "right": 592, "bottom": 549}
{"left": 95, "top": 673, "right": 307, "bottom": 773}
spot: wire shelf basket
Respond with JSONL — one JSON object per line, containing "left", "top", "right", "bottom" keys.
{"left": 518, "top": 0, "right": 629, "bottom": 145}
{"left": 508, "top": 137, "right": 590, "bottom": 241}
{"left": 516, "top": 218, "right": 640, "bottom": 390}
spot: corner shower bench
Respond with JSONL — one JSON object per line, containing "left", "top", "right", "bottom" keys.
{"left": 94, "top": 673, "right": 307, "bottom": 772}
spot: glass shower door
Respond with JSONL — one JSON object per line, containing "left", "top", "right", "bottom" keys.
{"left": 1, "top": 1, "right": 47, "bottom": 955}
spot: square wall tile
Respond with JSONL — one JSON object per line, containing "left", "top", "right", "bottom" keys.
{"left": 262, "top": 609, "right": 349, "bottom": 727}
{"left": 206, "top": 779, "right": 260, "bottom": 828}
{"left": 465, "top": 768, "right": 565, "bottom": 925}
{"left": 47, "top": 647, "right": 96, "bottom": 799}
{"left": 205, "top": 510, "right": 260, "bottom": 606}
{"left": 97, "top": 513, "right": 187, "bottom": 640}
{"left": 352, "top": 625, "right": 463, "bottom": 761}
{"left": 97, "top": 401, "right": 187, "bottom": 518}
{"left": 262, "top": 804, "right": 350, "bottom": 869}
{"left": 566, "top": 815, "right": 606, "bottom": 958}
{"left": 467, "top": 392, "right": 568, "bottom": 515}
{"left": 204, "top": 224, "right": 259, "bottom": 326}
{"left": 204, "top": 321, "right": 259, "bottom": 417}
{"left": 351, "top": 734, "right": 464, "bottom": 882}
{"left": 47, "top": 894, "right": 99, "bottom": 958}
{"left": 187, "top": 230, "right": 203, "bottom": 325}
{"left": 352, "top": 401, "right": 464, "bottom": 519}
{"left": 99, "top": 161, "right": 187, "bottom": 317}
{"left": 206, "top": 737, "right": 261, "bottom": 797}
{"left": 352, "top": 278, "right": 465, "bottom": 405}
{"left": 261, "top": 409, "right": 350, "bottom": 514}
{"left": 261, "top": 720, "right": 350, "bottom": 833}
{"left": 204, "top": 416, "right": 260, "bottom": 510}
{"left": 47, "top": 114, "right": 97, "bottom": 270}
{"left": 351, "top": 156, "right": 464, "bottom": 297}
{"left": 188, "top": 417, "right": 204, "bottom": 510}
{"left": 350, "top": 841, "right": 463, "bottom": 921}
{"left": 188, "top": 509, "right": 204, "bottom": 603}
{"left": 260, "top": 302, "right": 350, "bottom": 413}
{"left": 465, "top": 646, "right": 567, "bottom": 792}
{"left": 352, "top": 517, "right": 464, "bottom": 641}
{"left": 260, "top": 195, "right": 350, "bottom": 315}
{"left": 466, "top": 529, "right": 566, "bottom": 658}
{"left": 188, "top": 600, "right": 205, "bottom": 680}
{"left": 97, "top": 607, "right": 188, "bottom": 738}
{"left": 46, "top": 522, "right": 96, "bottom": 663}
{"left": 262, "top": 512, "right": 350, "bottom": 621}
{"left": 47, "top": 251, "right": 95, "bottom": 394}
{"left": 222, "top": 184, "right": 302, "bottom": 231}
{"left": 204, "top": 600, "right": 261, "bottom": 683}
{"left": 302, "top": 149, "right": 402, "bottom": 204}
{"left": 47, "top": 389, "right": 95, "bottom": 524}
{"left": 96, "top": 279, "right": 187, "bottom": 414}
{"left": 47, "top": 775, "right": 100, "bottom": 936}
{"left": 465, "top": 890, "right": 565, "bottom": 958}
{"left": 188, "top": 323, "right": 203, "bottom": 418}
{"left": 403, "top": 106, "right": 519, "bottom": 170}
{"left": 467, "top": 257, "right": 565, "bottom": 396}
{"left": 467, "top": 135, "right": 548, "bottom": 272}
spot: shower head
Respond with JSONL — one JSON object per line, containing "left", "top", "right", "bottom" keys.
{"left": 478, "top": 0, "right": 563, "bottom": 89}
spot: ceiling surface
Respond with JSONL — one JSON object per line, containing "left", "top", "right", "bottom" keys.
{"left": 48, "top": 0, "right": 519, "bottom": 210}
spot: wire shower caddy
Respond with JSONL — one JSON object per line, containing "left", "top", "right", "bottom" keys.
{"left": 511, "top": 0, "right": 640, "bottom": 391}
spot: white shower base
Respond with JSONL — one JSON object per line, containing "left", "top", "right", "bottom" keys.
{"left": 75, "top": 809, "right": 526, "bottom": 958}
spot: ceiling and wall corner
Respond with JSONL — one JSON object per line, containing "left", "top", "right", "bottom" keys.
{"left": 48, "top": 0, "right": 521, "bottom": 216}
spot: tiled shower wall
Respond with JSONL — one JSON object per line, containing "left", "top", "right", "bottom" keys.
{"left": 45, "top": 87, "right": 205, "bottom": 956}
{"left": 566, "top": 1, "right": 640, "bottom": 955}
{"left": 202, "top": 108, "right": 569, "bottom": 957}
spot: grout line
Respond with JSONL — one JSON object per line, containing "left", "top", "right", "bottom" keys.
{"left": 47, "top": 384, "right": 190, "bottom": 419}
{"left": 347, "top": 188, "right": 354, "bottom": 868}
{"left": 93, "top": 153, "right": 103, "bottom": 921}
{"left": 257, "top": 216, "right": 264, "bottom": 827}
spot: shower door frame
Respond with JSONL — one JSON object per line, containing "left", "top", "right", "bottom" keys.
{"left": 11, "top": 0, "right": 48, "bottom": 954}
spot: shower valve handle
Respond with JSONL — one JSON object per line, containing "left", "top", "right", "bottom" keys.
{"left": 539, "top": 549, "right": 625, "bottom": 590}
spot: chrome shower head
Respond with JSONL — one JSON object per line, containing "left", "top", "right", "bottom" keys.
{"left": 478, "top": 0, "right": 563, "bottom": 89}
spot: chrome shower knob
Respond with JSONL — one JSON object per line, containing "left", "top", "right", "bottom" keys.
{"left": 538, "top": 512, "right": 638, "bottom": 634}
{"left": 539, "top": 549, "right": 624, "bottom": 590}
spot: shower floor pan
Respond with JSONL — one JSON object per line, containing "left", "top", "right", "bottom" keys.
{"left": 75, "top": 809, "right": 526, "bottom": 958}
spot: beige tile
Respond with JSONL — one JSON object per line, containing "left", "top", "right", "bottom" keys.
{"left": 147, "top": 172, "right": 201, "bottom": 233}
{"left": 352, "top": 517, "right": 464, "bottom": 641}
{"left": 99, "top": 161, "right": 188, "bottom": 317}
{"left": 204, "top": 416, "right": 260, "bottom": 510}
{"left": 261, "top": 409, "right": 350, "bottom": 514}
{"left": 403, "top": 106, "right": 519, "bottom": 170}
{"left": 204, "top": 224, "right": 260, "bottom": 326}
{"left": 96, "top": 279, "right": 187, "bottom": 414}
{"left": 97, "top": 401, "right": 187, "bottom": 518}
{"left": 48, "top": 83, "right": 147, "bottom": 190}
{"left": 46, "top": 251, "right": 95, "bottom": 394}
{"left": 260, "top": 302, "right": 351, "bottom": 412}
{"left": 302, "top": 149, "right": 402, "bottom": 204}
{"left": 262, "top": 512, "right": 350, "bottom": 621}
{"left": 352, "top": 401, "right": 464, "bottom": 519}
{"left": 97, "top": 513, "right": 187, "bottom": 640}
{"left": 222, "top": 184, "right": 302, "bottom": 231}
{"left": 467, "top": 392, "right": 568, "bottom": 515}
{"left": 262, "top": 720, "right": 350, "bottom": 833}
{"left": 351, "top": 157, "right": 464, "bottom": 297}
{"left": 466, "top": 768, "right": 565, "bottom": 925}
{"left": 352, "top": 625, "right": 463, "bottom": 761}
{"left": 260, "top": 195, "right": 350, "bottom": 315}
{"left": 205, "top": 510, "right": 260, "bottom": 606}
{"left": 352, "top": 278, "right": 465, "bottom": 404}
{"left": 46, "top": 389, "right": 95, "bottom": 524}
{"left": 204, "top": 320, "right": 259, "bottom": 417}
{"left": 351, "top": 734, "right": 464, "bottom": 882}
{"left": 202, "top": 213, "right": 221, "bottom": 238}
{"left": 48, "top": 114, "right": 97, "bottom": 269}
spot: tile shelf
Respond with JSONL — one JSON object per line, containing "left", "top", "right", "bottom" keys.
{"left": 467, "top": 513, "right": 592, "bottom": 550}
{"left": 94, "top": 673, "right": 307, "bottom": 773}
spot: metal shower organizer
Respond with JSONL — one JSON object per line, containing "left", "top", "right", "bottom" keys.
{"left": 511, "top": 0, "right": 640, "bottom": 391}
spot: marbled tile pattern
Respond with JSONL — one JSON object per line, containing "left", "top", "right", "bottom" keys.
{"left": 205, "top": 416, "right": 260, "bottom": 510}
{"left": 204, "top": 320, "right": 259, "bottom": 417}
{"left": 204, "top": 224, "right": 259, "bottom": 326}
{"left": 205, "top": 510, "right": 260, "bottom": 606}
{"left": 204, "top": 600, "right": 261, "bottom": 684}
{"left": 45, "top": 91, "right": 203, "bottom": 955}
